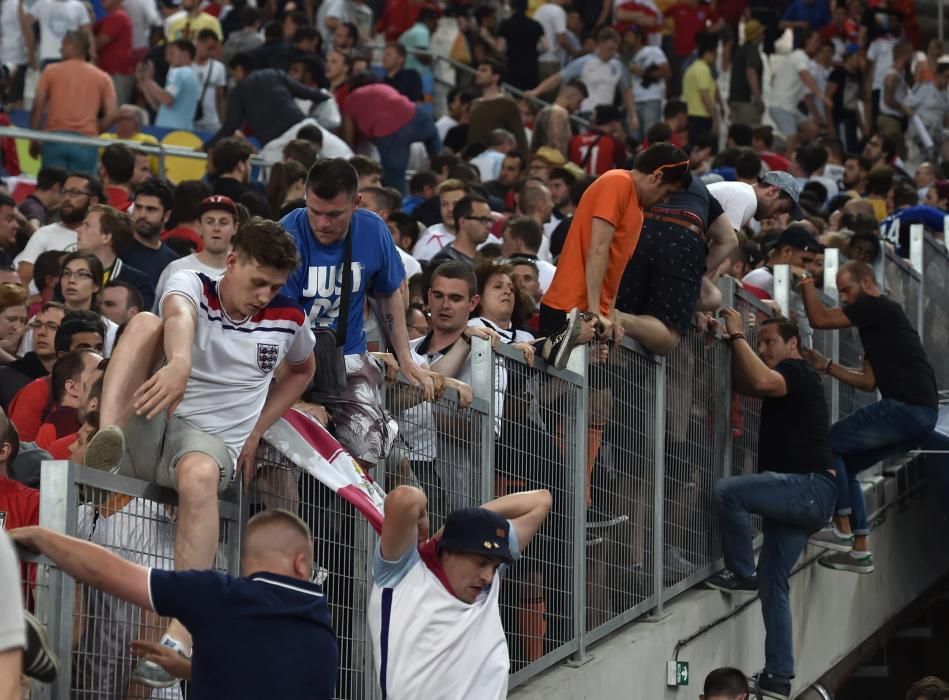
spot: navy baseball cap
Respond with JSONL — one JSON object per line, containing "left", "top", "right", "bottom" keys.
{"left": 775, "top": 225, "right": 822, "bottom": 253}
{"left": 438, "top": 508, "right": 513, "bottom": 564}
{"left": 761, "top": 170, "right": 805, "bottom": 220}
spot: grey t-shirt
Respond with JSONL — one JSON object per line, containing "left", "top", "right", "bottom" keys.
{"left": 0, "top": 529, "right": 25, "bottom": 653}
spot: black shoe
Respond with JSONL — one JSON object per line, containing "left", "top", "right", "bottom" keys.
{"left": 751, "top": 671, "right": 791, "bottom": 700}
{"left": 23, "top": 611, "right": 60, "bottom": 683}
{"left": 706, "top": 569, "right": 758, "bottom": 594}
{"left": 585, "top": 506, "right": 629, "bottom": 529}
{"left": 541, "top": 308, "right": 583, "bottom": 370}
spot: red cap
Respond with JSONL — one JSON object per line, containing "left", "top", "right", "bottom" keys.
{"left": 197, "top": 195, "right": 238, "bottom": 218}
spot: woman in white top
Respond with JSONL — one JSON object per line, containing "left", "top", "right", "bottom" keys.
{"left": 468, "top": 262, "right": 536, "bottom": 349}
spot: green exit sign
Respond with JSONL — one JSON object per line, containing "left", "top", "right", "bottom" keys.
{"left": 666, "top": 660, "right": 690, "bottom": 686}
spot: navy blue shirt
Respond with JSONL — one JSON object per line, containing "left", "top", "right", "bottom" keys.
{"left": 149, "top": 569, "right": 339, "bottom": 699}
{"left": 280, "top": 207, "right": 405, "bottom": 354}
{"left": 122, "top": 239, "right": 180, "bottom": 287}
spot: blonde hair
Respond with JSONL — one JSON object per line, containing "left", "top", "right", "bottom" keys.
{"left": 0, "top": 283, "right": 27, "bottom": 313}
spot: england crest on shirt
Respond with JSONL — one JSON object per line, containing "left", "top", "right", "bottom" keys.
{"left": 257, "top": 343, "right": 280, "bottom": 373}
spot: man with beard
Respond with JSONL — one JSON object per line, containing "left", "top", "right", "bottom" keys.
{"left": 124, "top": 179, "right": 179, "bottom": 286}
{"left": 13, "top": 174, "right": 104, "bottom": 287}
{"left": 484, "top": 152, "right": 528, "bottom": 208}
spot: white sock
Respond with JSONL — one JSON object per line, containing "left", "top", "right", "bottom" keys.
{"left": 850, "top": 550, "right": 871, "bottom": 559}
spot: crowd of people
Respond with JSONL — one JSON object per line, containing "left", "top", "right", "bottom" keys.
{"left": 0, "top": 0, "right": 947, "bottom": 697}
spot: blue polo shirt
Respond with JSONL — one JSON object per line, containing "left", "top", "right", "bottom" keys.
{"left": 148, "top": 569, "right": 338, "bottom": 699}
{"left": 280, "top": 207, "right": 405, "bottom": 355}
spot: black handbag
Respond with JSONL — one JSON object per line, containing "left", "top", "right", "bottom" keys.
{"left": 311, "top": 229, "right": 353, "bottom": 395}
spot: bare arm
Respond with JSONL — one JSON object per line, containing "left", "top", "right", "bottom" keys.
{"left": 379, "top": 485, "right": 429, "bottom": 560}
{"left": 214, "top": 86, "right": 225, "bottom": 126}
{"left": 18, "top": 0, "right": 35, "bottom": 58}
{"left": 133, "top": 295, "right": 197, "bottom": 419}
{"left": 706, "top": 213, "right": 739, "bottom": 273}
{"left": 801, "top": 347, "right": 877, "bottom": 392}
{"left": 138, "top": 77, "right": 175, "bottom": 108}
{"left": 585, "top": 216, "right": 616, "bottom": 317}
{"left": 11, "top": 527, "right": 152, "bottom": 610}
{"left": 722, "top": 307, "right": 789, "bottom": 397}
{"left": 378, "top": 288, "right": 434, "bottom": 400}
{"left": 478, "top": 489, "right": 552, "bottom": 551}
{"left": 622, "top": 86, "right": 638, "bottom": 131}
{"left": 0, "top": 648, "right": 21, "bottom": 700}
{"left": 798, "top": 278, "right": 852, "bottom": 329}
{"left": 528, "top": 71, "right": 562, "bottom": 97}
{"left": 700, "top": 88, "right": 718, "bottom": 128}
{"left": 800, "top": 69, "right": 832, "bottom": 108}
{"left": 29, "top": 87, "right": 47, "bottom": 131}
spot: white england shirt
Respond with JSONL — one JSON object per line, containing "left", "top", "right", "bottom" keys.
{"left": 160, "top": 271, "right": 315, "bottom": 460}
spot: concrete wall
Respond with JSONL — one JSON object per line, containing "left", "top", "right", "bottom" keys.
{"left": 509, "top": 494, "right": 949, "bottom": 699}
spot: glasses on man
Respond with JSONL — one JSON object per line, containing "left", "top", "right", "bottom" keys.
{"left": 465, "top": 216, "right": 494, "bottom": 225}
{"left": 61, "top": 269, "right": 94, "bottom": 280}
{"left": 29, "top": 321, "right": 60, "bottom": 332}
{"left": 62, "top": 188, "right": 90, "bottom": 198}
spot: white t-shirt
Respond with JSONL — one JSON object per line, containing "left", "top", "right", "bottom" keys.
{"left": 770, "top": 48, "right": 811, "bottom": 112}
{"left": 413, "top": 223, "right": 455, "bottom": 262}
{"left": 469, "top": 149, "right": 505, "bottom": 182}
{"left": 707, "top": 181, "right": 758, "bottom": 230}
{"left": 152, "top": 253, "right": 225, "bottom": 312}
{"left": 315, "top": 0, "right": 350, "bottom": 43}
{"left": 0, "top": 0, "right": 27, "bottom": 65}
{"left": 27, "top": 0, "right": 89, "bottom": 62}
{"left": 160, "top": 270, "right": 315, "bottom": 461}
{"left": 534, "top": 2, "right": 568, "bottom": 65}
{"left": 0, "top": 530, "right": 25, "bottom": 651}
{"left": 368, "top": 529, "right": 519, "bottom": 700}
{"left": 867, "top": 35, "right": 897, "bottom": 91}
{"left": 13, "top": 222, "right": 77, "bottom": 266}
{"left": 631, "top": 45, "right": 668, "bottom": 103}
{"left": 435, "top": 115, "right": 458, "bottom": 142}
{"left": 560, "top": 53, "right": 631, "bottom": 113}
{"left": 191, "top": 58, "right": 227, "bottom": 132}
{"left": 123, "top": 0, "right": 160, "bottom": 50}
{"left": 397, "top": 247, "right": 422, "bottom": 280}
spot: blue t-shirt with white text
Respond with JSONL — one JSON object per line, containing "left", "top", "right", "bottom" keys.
{"left": 280, "top": 207, "right": 405, "bottom": 355}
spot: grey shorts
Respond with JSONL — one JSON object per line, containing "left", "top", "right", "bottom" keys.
{"left": 312, "top": 352, "right": 398, "bottom": 464}
{"left": 121, "top": 411, "right": 234, "bottom": 493}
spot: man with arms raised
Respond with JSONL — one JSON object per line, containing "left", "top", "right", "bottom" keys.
{"left": 83, "top": 218, "right": 316, "bottom": 686}
{"left": 370, "top": 485, "right": 551, "bottom": 699}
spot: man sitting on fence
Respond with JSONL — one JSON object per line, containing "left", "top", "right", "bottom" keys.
{"left": 707, "top": 312, "right": 837, "bottom": 700}
{"left": 11, "top": 508, "right": 338, "bottom": 699}
{"left": 82, "top": 218, "right": 316, "bottom": 686}
{"left": 369, "top": 484, "right": 551, "bottom": 700}
{"left": 794, "top": 260, "right": 938, "bottom": 574}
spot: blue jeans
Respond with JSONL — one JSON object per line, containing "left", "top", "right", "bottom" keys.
{"left": 375, "top": 105, "right": 441, "bottom": 194}
{"left": 830, "top": 398, "right": 938, "bottom": 535}
{"left": 714, "top": 471, "right": 836, "bottom": 680}
{"left": 635, "top": 99, "right": 662, "bottom": 142}
{"left": 41, "top": 133, "right": 98, "bottom": 174}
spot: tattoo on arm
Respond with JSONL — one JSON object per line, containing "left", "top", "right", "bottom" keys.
{"left": 385, "top": 313, "right": 394, "bottom": 332}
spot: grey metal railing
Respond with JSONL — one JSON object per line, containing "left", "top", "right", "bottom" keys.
{"left": 19, "top": 243, "right": 948, "bottom": 699}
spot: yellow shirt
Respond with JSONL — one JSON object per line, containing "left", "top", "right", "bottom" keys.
{"left": 99, "top": 131, "right": 161, "bottom": 174}
{"left": 682, "top": 59, "right": 716, "bottom": 118}
{"left": 164, "top": 11, "right": 222, "bottom": 41}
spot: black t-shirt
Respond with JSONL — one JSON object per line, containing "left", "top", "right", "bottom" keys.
{"left": 828, "top": 66, "right": 861, "bottom": 121}
{"left": 758, "top": 359, "right": 834, "bottom": 474}
{"left": 729, "top": 42, "right": 763, "bottom": 103}
{"left": 122, "top": 239, "right": 180, "bottom": 287}
{"left": 384, "top": 68, "right": 423, "bottom": 103}
{"left": 497, "top": 14, "right": 544, "bottom": 90}
{"left": 443, "top": 124, "right": 468, "bottom": 154}
{"left": 652, "top": 176, "right": 724, "bottom": 230}
{"left": 843, "top": 294, "right": 938, "bottom": 408}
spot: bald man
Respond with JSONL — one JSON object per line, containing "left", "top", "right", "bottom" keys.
{"left": 10, "top": 509, "right": 339, "bottom": 698}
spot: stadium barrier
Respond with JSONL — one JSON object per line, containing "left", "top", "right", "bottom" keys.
{"left": 20, "top": 243, "right": 948, "bottom": 699}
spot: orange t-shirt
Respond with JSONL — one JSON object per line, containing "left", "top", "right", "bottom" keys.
{"left": 542, "top": 169, "right": 643, "bottom": 316}
{"left": 36, "top": 59, "right": 116, "bottom": 136}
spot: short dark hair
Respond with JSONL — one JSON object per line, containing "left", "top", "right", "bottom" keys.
{"left": 173, "top": 180, "right": 212, "bottom": 223}
{"left": 0, "top": 193, "right": 15, "bottom": 210}
{"left": 794, "top": 144, "right": 828, "bottom": 177}
{"left": 845, "top": 153, "right": 873, "bottom": 172}
{"left": 360, "top": 186, "right": 394, "bottom": 213}
{"left": 866, "top": 166, "right": 894, "bottom": 196}
{"left": 431, "top": 260, "right": 478, "bottom": 297}
{"left": 505, "top": 216, "right": 542, "bottom": 252}
{"left": 646, "top": 122, "right": 672, "bottom": 144}
{"left": 848, "top": 230, "right": 882, "bottom": 260}
{"left": 752, "top": 125, "right": 775, "bottom": 148}
{"left": 231, "top": 218, "right": 301, "bottom": 272}
{"left": 306, "top": 158, "right": 359, "bottom": 200}
{"left": 695, "top": 30, "right": 719, "bottom": 55}
{"left": 282, "top": 139, "right": 318, "bottom": 170}
{"left": 385, "top": 41, "right": 406, "bottom": 59}
{"left": 548, "top": 167, "right": 576, "bottom": 187}
{"left": 663, "top": 99, "right": 687, "bottom": 120}
{"left": 101, "top": 143, "right": 135, "bottom": 184}
{"left": 68, "top": 172, "right": 106, "bottom": 204}
{"left": 89, "top": 205, "right": 135, "bottom": 252}
{"left": 634, "top": 142, "right": 690, "bottom": 186}
{"left": 735, "top": 148, "right": 762, "bottom": 180}
{"left": 103, "top": 279, "right": 144, "bottom": 311}
{"left": 728, "top": 123, "right": 753, "bottom": 146}
{"left": 211, "top": 137, "right": 254, "bottom": 175}
{"left": 703, "top": 667, "right": 750, "bottom": 698}
{"left": 760, "top": 316, "right": 801, "bottom": 345}
{"left": 409, "top": 170, "right": 438, "bottom": 194}
{"left": 239, "top": 5, "right": 260, "bottom": 27}
{"left": 33, "top": 252, "right": 64, "bottom": 291}
{"left": 452, "top": 195, "right": 489, "bottom": 227}
{"left": 50, "top": 349, "right": 95, "bottom": 404}
{"left": 349, "top": 155, "right": 384, "bottom": 178}
{"left": 36, "top": 166, "right": 68, "bottom": 191}
{"left": 877, "top": 135, "right": 898, "bottom": 161}
{"left": 196, "top": 27, "right": 219, "bottom": 43}
{"left": 906, "top": 676, "right": 949, "bottom": 700}
{"left": 296, "top": 125, "right": 324, "bottom": 147}
{"left": 134, "top": 178, "right": 174, "bottom": 212}
{"left": 54, "top": 309, "right": 106, "bottom": 354}
{"left": 170, "top": 38, "right": 196, "bottom": 58}
{"left": 388, "top": 211, "right": 420, "bottom": 247}
{"left": 479, "top": 58, "right": 505, "bottom": 80}
{"left": 563, "top": 78, "right": 589, "bottom": 99}
{"left": 229, "top": 52, "right": 256, "bottom": 73}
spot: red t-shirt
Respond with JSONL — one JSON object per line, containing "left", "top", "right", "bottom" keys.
{"left": 9, "top": 377, "right": 51, "bottom": 443}
{"left": 759, "top": 151, "right": 790, "bottom": 172}
{"left": 95, "top": 9, "right": 133, "bottom": 76}
{"left": 342, "top": 84, "right": 415, "bottom": 139}
{"left": 0, "top": 476, "right": 39, "bottom": 531}
{"left": 569, "top": 132, "right": 624, "bottom": 177}
{"left": 106, "top": 185, "right": 131, "bottom": 211}
{"left": 162, "top": 225, "right": 204, "bottom": 252}
{"left": 666, "top": 4, "right": 720, "bottom": 57}
{"left": 47, "top": 433, "right": 76, "bottom": 460}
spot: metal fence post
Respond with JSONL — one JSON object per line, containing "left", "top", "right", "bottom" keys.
{"left": 910, "top": 224, "right": 925, "bottom": 335}
{"left": 719, "top": 276, "right": 736, "bottom": 479}
{"left": 773, "top": 264, "right": 791, "bottom": 315}
{"left": 157, "top": 144, "right": 167, "bottom": 180}
{"left": 469, "top": 336, "right": 496, "bottom": 503}
{"left": 565, "top": 344, "right": 590, "bottom": 664}
{"left": 651, "top": 356, "right": 667, "bottom": 618}
{"left": 38, "top": 461, "right": 78, "bottom": 700}
{"left": 823, "top": 249, "right": 841, "bottom": 423}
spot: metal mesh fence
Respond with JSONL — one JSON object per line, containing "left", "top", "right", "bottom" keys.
{"left": 885, "top": 251, "right": 923, "bottom": 332}
{"left": 923, "top": 236, "right": 949, "bottom": 388}
{"left": 585, "top": 339, "right": 659, "bottom": 640}
{"left": 19, "top": 553, "right": 51, "bottom": 699}
{"left": 731, "top": 290, "right": 774, "bottom": 480}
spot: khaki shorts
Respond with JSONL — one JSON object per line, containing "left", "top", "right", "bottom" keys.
{"left": 312, "top": 352, "right": 398, "bottom": 464}
{"left": 120, "top": 411, "right": 234, "bottom": 493}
